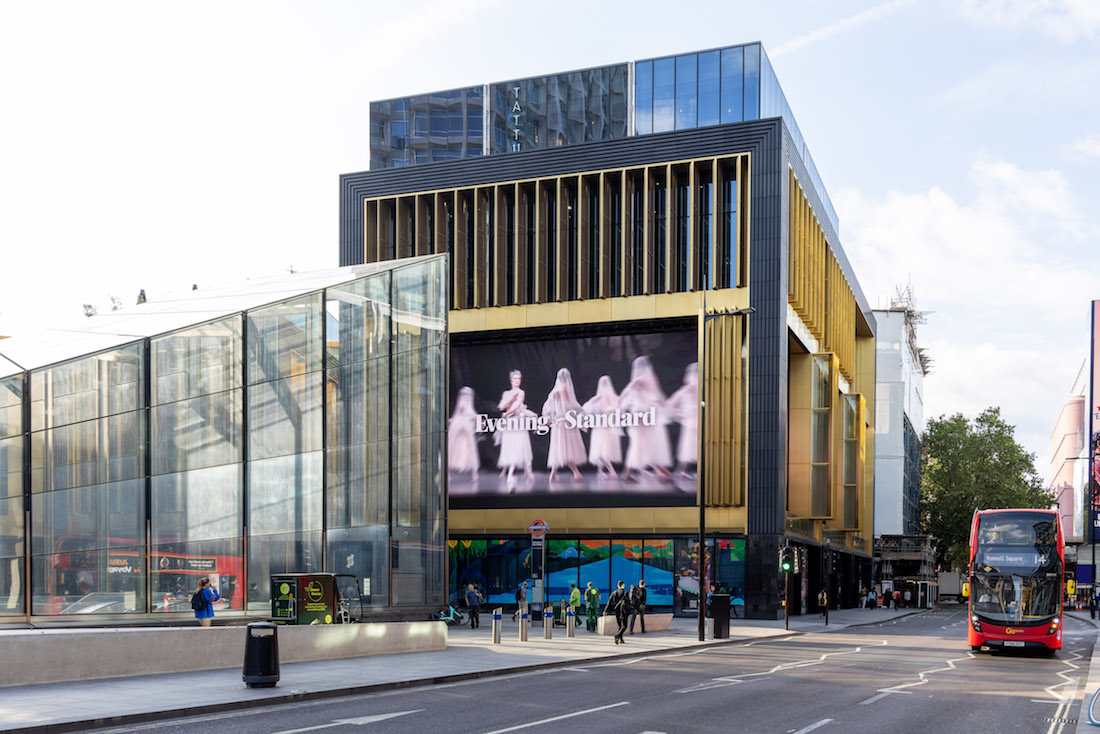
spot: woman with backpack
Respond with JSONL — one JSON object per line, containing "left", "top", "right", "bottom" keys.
{"left": 192, "top": 576, "right": 220, "bottom": 627}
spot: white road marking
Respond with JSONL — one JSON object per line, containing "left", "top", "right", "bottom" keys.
{"left": 481, "top": 701, "right": 629, "bottom": 734}
{"left": 269, "top": 710, "right": 422, "bottom": 734}
{"left": 1041, "top": 646, "right": 1083, "bottom": 703}
{"left": 674, "top": 640, "right": 888, "bottom": 693}
{"left": 868, "top": 650, "right": 975, "bottom": 697}
{"left": 791, "top": 719, "right": 833, "bottom": 734}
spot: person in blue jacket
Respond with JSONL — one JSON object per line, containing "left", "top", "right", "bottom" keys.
{"left": 194, "top": 576, "right": 220, "bottom": 627}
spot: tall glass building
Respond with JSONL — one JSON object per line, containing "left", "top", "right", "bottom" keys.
{"left": 0, "top": 256, "right": 448, "bottom": 622}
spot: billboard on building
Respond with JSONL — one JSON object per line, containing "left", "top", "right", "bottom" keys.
{"left": 449, "top": 330, "right": 699, "bottom": 508}
{"left": 1092, "top": 301, "right": 1100, "bottom": 542}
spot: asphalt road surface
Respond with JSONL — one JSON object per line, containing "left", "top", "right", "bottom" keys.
{"left": 97, "top": 608, "right": 1095, "bottom": 734}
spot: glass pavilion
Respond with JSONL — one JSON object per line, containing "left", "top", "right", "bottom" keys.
{"left": 0, "top": 255, "right": 447, "bottom": 622}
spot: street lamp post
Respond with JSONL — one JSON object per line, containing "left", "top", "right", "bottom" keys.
{"left": 698, "top": 304, "right": 754, "bottom": 641}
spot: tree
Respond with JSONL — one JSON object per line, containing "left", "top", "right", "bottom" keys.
{"left": 920, "top": 407, "right": 1050, "bottom": 570}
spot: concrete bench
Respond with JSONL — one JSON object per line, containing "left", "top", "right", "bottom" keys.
{"left": 596, "top": 612, "right": 674, "bottom": 635}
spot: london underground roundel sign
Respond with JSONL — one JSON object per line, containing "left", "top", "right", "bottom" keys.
{"left": 528, "top": 519, "right": 548, "bottom": 537}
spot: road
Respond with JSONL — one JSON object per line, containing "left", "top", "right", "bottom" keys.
{"left": 97, "top": 608, "right": 1095, "bottom": 734}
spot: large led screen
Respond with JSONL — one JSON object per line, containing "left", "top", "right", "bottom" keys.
{"left": 449, "top": 331, "right": 699, "bottom": 508}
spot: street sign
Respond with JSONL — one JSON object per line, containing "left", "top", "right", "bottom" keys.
{"left": 529, "top": 519, "right": 548, "bottom": 537}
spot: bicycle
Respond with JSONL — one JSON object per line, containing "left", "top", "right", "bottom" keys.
{"left": 431, "top": 605, "right": 465, "bottom": 626}
{"left": 1089, "top": 686, "right": 1100, "bottom": 726}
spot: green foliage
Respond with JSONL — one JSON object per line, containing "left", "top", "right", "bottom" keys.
{"left": 920, "top": 407, "right": 1050, "bottom": 570}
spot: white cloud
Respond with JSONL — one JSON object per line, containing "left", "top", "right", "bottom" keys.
{"left": 835, "top": 158, "right": 1100, "bottom": 472}
{"left": 1070, "top": 135, "right": 1100, "bottom": 157}
{"left": 771, "top": 0, "right": 917, "bottom": 59}
{"left": 955, "top": 0, "right": 1100, "bottom": 42}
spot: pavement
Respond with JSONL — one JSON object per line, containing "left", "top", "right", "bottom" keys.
{"left": 1068, "top": 609, "right": 1100, "bottom": 733}
{"left": 0, "top": 605, "right": 920, "bottom": 733}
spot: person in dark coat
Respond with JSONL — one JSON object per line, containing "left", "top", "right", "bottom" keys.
{"left": 629, "top": 579, "right": 647, "bottom": 634}
{"left": 512, "top": 581, "right": 528, "bottom": 622}
{"left": 604, "top": 581, "right": 632, "bottom": 644}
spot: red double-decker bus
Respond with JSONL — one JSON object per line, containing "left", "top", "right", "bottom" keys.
{"left": 966, "top": 508, "right": 1064, "bottom": 652}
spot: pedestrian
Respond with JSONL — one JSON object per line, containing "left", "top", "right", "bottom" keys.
{"left": 192, "top": 576, "right": 220, "bottom": 627}
{"left": 465, "top": 583, "right": 483, "bottom": 629}
{"left": 585, "top": 581, "right": 600, "bottom": 632}
{"left": 630, "top": 579, "right": 647, "bottom": 634}
{"left": 604, "top": 581, "right": 632, "bottom": 644}
{"left": 569, "top": 583, "right": 582, "bottom": 627}
{"left": 903, "top": 588, "right": 912, "bottom": 608}
{"left": 866, "top": 588, "right": 876, "bottom": 610}
{"left": 893, "top": 590, "right": 902, "bottom": 608}
{"left": 817, "top": 589, "right": 827, "bottom": 618}
{"left": 859, "top": 587, "right": 866, "bottom": 609}
{"left": 705, "top": 583, "right": 715, "bottom": 617}
{"left": 512, "top": 581, "right": 528, "bottom": 622}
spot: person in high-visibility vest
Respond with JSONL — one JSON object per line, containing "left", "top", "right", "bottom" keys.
{"left": 569, "top": 583, "right": 582, "bottom": 627}
{"left": 584, "top": 582, "right": 600, "bottom": 632}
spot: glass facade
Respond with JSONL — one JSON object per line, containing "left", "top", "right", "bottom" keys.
{"left": 365, "top": 43, "right": 838, "bottom": 237}
{"left": 448, "top": 535, "right": 745, "bottom": 613}
{"left": 369, "top": 87, "right": 484, "bottom": 170}
{"left": 0, "top": 257, "right": 448, "bottom": 619}
{"left": 489, "top": 64, "right": 628, "bottom": 154}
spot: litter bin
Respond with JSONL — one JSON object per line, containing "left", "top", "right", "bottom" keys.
{"left": 242, "top": 622, "right": 280, "bottom": 687}
{"left": 711, "top": 594, "right": 730, "bottom": 639}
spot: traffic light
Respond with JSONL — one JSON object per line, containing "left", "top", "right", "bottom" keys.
{"left": 779, "top": 546, "right": 795, "bottom": 574}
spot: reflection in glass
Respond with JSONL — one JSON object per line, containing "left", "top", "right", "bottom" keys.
{"left": 31, "top": 413, "right": 145, "bottom": 492}
{"left": 247, "top": 531, "right": 322, "bottom": 608}
{"left": 0, "top": 552, "right": 22, "bottom": 615}
{"left": 675, "top": 55, "right": 697, "bottom": 130}
{"left": 698, "top": 51, "right": 720, "bottom": 127}
{"left": 489, "top": 64, "right": 628, "bottom": 155}
{"left": 327, "top": 524, "right": 389, "bottom": 609}
{"left": 152, "top": 317, "right": 242, "bottom": 404}
{"left": 249, "top": 451, "right": 322, "bottom": 535}
{"left": 152, "top": 390, "right": 242, "bottom": 474}
{"left": 248, "top": 375, "right": 322, "bottom": 460}
{"left": 744, "top": 44, "right": 760, "bottom": 121}
{"left": 394, "top": 260, "right": 446, "bottom": 354}
{"left": 370, "top": 88, "right": 483, "bottom": 170}
{"left": 31, "top": 545, "right": 147, "bottom": 615}
{"left": 246, "top": 294, "right": 322, "bottom": 385}
{"left": 0, "top": 377, "right": 22, "bottom": 439}
{"left": 31, "top": 344, "right": 142, "bottom": 431}
{"left": 151, "top": 538, "right": 243, "bottom": 612}
{"left": 152, "top": 464, "right": 242, "bottom": 542}
{"left": 635, "top": 61, "right": 652, "bottom": 135}
{"left": 720, "top": 47, "right": 744, "bottom": 124}
{"left": 31, "top": 479, "right": 144, "bottom": 552}
{"left": 653, "top": 58, "right": 675, "bottom": 133}
{"left": 1, "top": 436, "right": 20, "bottom": 498}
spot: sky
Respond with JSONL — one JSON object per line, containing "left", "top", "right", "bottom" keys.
{"left": 1, "top": 0, "right": 1098, "bottom": 478}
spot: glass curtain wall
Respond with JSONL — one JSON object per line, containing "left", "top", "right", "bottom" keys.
{"left": 0, "top": 376, "right": 23, "bottom": 614}
{"left": 246, "top": 294, "right": 325, "bottom": 607}
{"left": 3, "top": 259, "right": 447, "bottom": 619}
{"left": 391, "top": 258, "right": 446, "bottom": 605}
{"left": 29, "top": 345, "right": 146, "bottom": 615}
{"left": 151, "top": 317, "right": 244, "bottom": 612}
{"left": 326, "top": 273, "right": 392, "bottom": 609}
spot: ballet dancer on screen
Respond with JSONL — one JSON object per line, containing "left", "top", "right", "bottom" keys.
{"left": 448, "top": 386, "right": 480, "bottom": 481}
{"left": 542, "top": 367, "right": 586, "bottom": 482}
{"left": 582, "top": 375, "right": 623, "bottom": 478}
{"left": 666, "top": 363, "right": 699, "bottom": 477}
{"left": 497, "top": 370, "right": 534, "bottom": 481}
{"left": 618, "top": 355, "right": 673, "bottom": 482}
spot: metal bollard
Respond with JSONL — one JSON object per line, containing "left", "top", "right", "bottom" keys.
{"left": 519, "top": 603, "right": 528, "bottom": 642}
{"left": 492, "top": 607, "right": 502, "bottom": 644}
{"left": 544, "top": 607, "right": 553, "bottom": 639}
{"left": 566, "top": 604, "right": 575, "bottom": 637}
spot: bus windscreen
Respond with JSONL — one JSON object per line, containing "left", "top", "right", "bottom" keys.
{"left": 971, "top": 512, "right": 1061, "bottom": 625}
